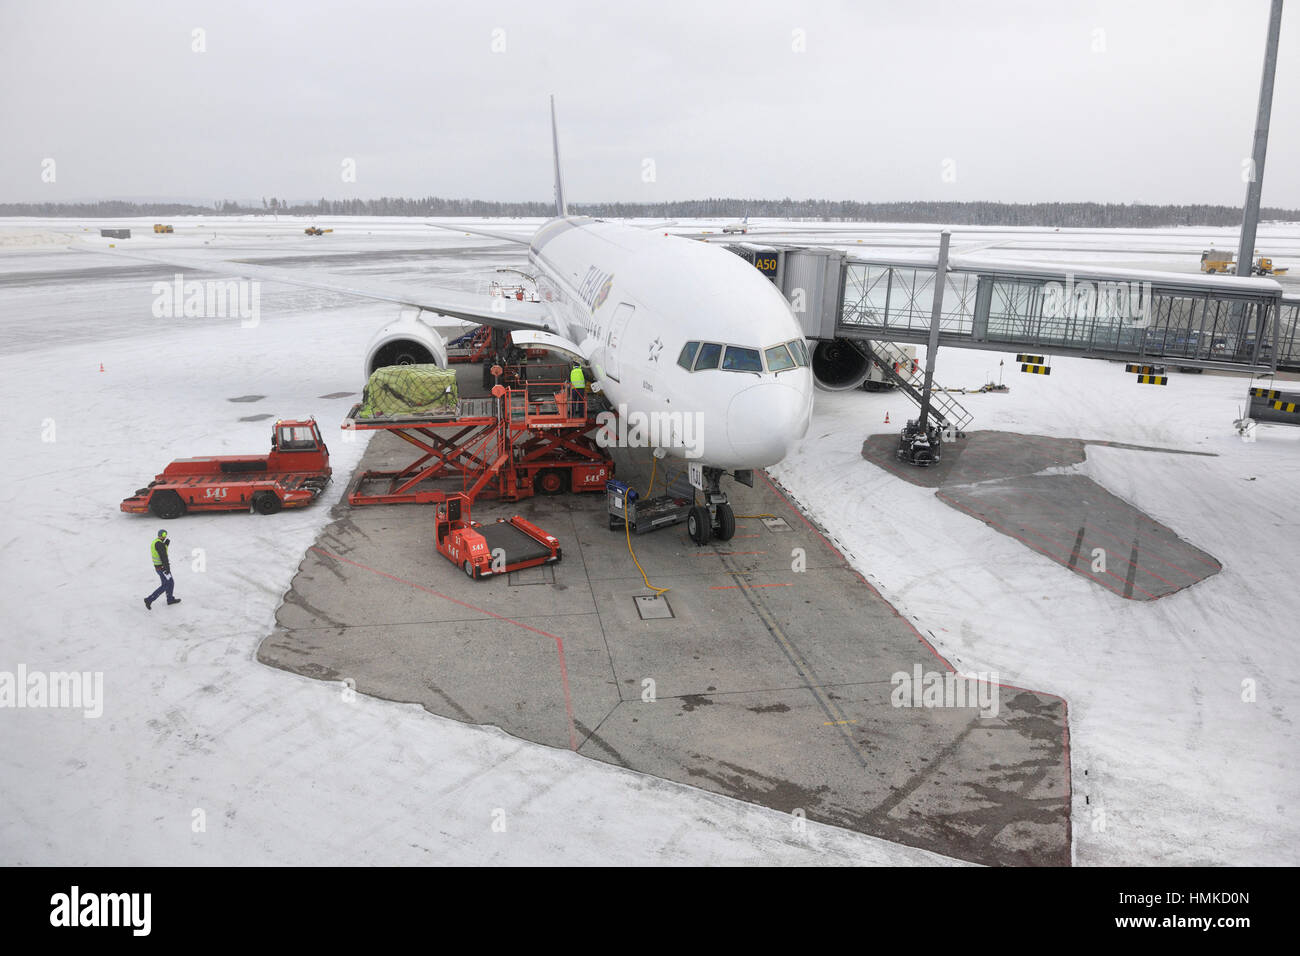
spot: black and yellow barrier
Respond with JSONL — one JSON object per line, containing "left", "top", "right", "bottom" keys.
{"left": 1017, "top": 354, "right": 1045, "bottom": 365}
{"left": 1126, "top": 364, "right": 1165, "bottom": 374}
{"left": 1247, "top": 386, "right": 1300, "bottom": 424}
{"left": 1135, "top": 374, "right": 1168, "bottom": 385}
{"left": 1021, "top": 363, "right": 1051, "bottom": 375}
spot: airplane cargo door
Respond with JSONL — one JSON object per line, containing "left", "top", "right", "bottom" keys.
{"left": 604, "top": 303, "right": 635, "bottom": 382}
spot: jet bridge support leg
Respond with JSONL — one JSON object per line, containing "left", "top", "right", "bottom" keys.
{"left": 899, "top": 231, "right": 954, "bottom": 468}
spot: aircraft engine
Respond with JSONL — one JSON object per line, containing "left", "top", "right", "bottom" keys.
{"left": 363, "top": 310, "right": 449, "bottom": 377}
{"left": 811, "top": 337, "right": 872, "bottom": 391}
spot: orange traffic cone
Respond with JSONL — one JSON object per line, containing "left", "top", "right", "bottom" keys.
{"left": 99, "top": 362, "right": 105, "bottom": 372}
{"left": 884, "top": 412, "right": 890, "bottom": 424}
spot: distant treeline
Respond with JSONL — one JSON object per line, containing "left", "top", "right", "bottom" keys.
{"left": 3, "top": 196, "right": 1297, "bottom": 227}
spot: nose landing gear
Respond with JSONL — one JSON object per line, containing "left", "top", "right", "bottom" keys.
{"left": 686, "top": 466, "right": 738, "bottom": 545}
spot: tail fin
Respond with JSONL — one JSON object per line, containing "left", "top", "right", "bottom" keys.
{"left": 550, "top": 95, "right": 568, "bottom": 217}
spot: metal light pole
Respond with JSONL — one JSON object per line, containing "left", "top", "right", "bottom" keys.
{"left": 1236, "top": 0, "right": 1284, "bottom": 278}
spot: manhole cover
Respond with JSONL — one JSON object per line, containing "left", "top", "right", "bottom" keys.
{"left": 634, "top": 595, "right": 674, "bottom": 620}
{"left": 508, "top": 565, "right": 554, "bottom": 586}
{"left": 762, "top": 517, "right": 793, "bottom": 532}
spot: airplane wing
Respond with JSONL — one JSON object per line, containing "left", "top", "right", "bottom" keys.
{"left": 424, "top": 221, "right": 532, "bottom": 245}
{"left": 76, "top": 242, "right": 555, "bottom": 333}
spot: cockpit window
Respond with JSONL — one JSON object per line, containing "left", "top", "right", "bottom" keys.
{"left": 677, "top": 341, "right": 700, "bottom": 370}
{"left": 722, "top": 346, "right": 763, "bottom": 372}
{"left": 765, "top": 344, "right": 795, "bottom": 371}
{"left": 787, "top": 338, "right": 810, "bottom": 367}
{"left": 694, "top": 342, "right": 723, "bottom": 370}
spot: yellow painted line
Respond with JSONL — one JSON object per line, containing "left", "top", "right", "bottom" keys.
{"left": 823, "top": 719, "right": 858, "bottom": 726}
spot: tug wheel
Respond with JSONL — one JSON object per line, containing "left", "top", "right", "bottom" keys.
{"left": 253, "top": 492, "right": 282, "bottom": 515}
{"left": 149, "top": 490, "right": 187, "bottom": 520}
{"left": 463, "top": 560, "right": 477, "bottom": 579}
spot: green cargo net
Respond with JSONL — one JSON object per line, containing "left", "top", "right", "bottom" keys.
{"left": 357, "top": 365, "right": 459, "bottom": 418}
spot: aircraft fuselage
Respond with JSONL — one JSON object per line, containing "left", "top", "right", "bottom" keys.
{"left": 526, "top": 217, "right": 813, "bottom": 470}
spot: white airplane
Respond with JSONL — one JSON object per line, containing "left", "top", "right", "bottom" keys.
{"left": 88, "top": 97, "right": 815, "bottom": 543}
{"left": 721, "top": 216, "right": 750, "bottom": 234}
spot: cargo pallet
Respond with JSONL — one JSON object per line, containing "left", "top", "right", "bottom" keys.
{"left": 343, "top": 380, "right": 613, "bottom": 505}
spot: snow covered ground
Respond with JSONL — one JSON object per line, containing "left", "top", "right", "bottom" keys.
{"left": 1, "top": 216, "right": 1296, "bottom": 865}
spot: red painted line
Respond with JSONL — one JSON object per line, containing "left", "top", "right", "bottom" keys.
{"left": 309, "top": 546, "right": 577, "bottom": 751}
{"left": 709, "top": 583, "right": 792, "bottom": 590}
{"left": 759, "top": 471, "right": 1072, "bottom": 857}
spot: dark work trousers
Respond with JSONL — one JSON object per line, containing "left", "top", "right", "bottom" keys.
{"left": 147, "top": 568, "right": 175, "bottom": 603}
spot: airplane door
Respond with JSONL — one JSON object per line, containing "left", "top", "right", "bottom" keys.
{"left": 604, "top": 303, "right": 635, "bottom": 382}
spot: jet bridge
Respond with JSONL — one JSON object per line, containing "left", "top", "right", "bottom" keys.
{"left": 727, "top": 244, "right": 1300, "bottom": 374}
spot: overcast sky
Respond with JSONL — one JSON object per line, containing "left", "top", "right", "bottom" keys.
{"left": 2, "top": 0, "right": 1296, "bottom": 206}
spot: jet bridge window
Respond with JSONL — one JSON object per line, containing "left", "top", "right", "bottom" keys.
{"left": 765, "top": 344, "right": 796, "bottom": 371}
{"left": 721, "top": 346, "right": 763, "bottom": 372}
{"left": 693, "top": 342, "right": 723, "bottom": 370}
{"left": 677, "top": 341, "right": 700, "bottom": 370}
{"left": 787, "top": 338, "right": 810, "bottom": 367}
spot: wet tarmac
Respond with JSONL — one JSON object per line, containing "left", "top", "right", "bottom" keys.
{"left": 861, "top": 431, "right": 1222, "bottom": 600}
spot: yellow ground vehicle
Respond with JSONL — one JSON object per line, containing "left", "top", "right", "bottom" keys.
{"left": 1200, "top": 250, "right": 1234, "bottom": 273}
{"left": 153, "top": 224, "right": 173, "bottom": 234}
{"left": 304, "top": 226, "right": 334, "bottom": 236}
{"left": 1200, "top": 249, "right": 1288, "bottom": 276}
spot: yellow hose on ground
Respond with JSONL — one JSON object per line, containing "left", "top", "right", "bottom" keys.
{"left": 623, "top": 452, "right": 669, "bottom": 596}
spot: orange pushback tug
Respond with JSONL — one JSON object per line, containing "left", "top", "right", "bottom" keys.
{"left": 433, "top": 492, "right": 561, "bottom": 579}
{"left": 120, "top": 418, "right": 332, "bottom": 519}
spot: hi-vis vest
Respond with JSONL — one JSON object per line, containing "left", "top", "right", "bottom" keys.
{"left": 570, "top": 366, "right": 586, "bottom": 390}
{"left": 151, "top": 538, "right": 167, "bottom": 567}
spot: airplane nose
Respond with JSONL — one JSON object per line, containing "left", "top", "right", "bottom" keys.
{"left": 726, "top": 380, "right": 811, "bottom": 466}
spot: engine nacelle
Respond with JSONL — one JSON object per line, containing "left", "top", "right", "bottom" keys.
{"left": 811, "top": 338, "right": 872, "bottom": 391}
{"left": 363, "top": 310, "right": 449, "bottom": 377}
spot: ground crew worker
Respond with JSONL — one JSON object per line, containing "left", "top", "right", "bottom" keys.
{"left": 144, "top": 529, "right": 181, "bottom": 609}
{"left": 569, "top": 363, "right": 587, "bottom": 417}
